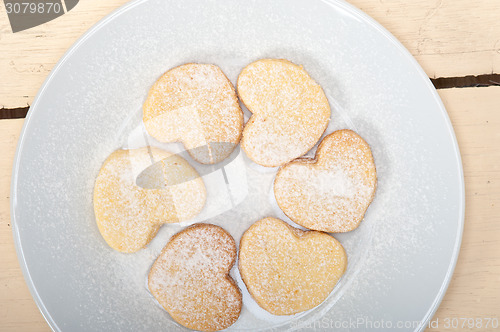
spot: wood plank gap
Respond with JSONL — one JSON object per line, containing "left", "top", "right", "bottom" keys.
{"left": 0, "top": 107, "right": 29, "bottom": 120}
{"left": 431, "top": 74, "right": 500, "bottom": 89}
{"left": 1, "top": 73, "right": 500, "bottom": 120}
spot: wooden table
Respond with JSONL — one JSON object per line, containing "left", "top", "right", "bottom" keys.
{"left": 1, "top": 1, "right": 499, "bottom": 331}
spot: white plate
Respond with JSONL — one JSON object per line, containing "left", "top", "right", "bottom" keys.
{"left": 11, "top": 0, "right": 464, "bottom": 331}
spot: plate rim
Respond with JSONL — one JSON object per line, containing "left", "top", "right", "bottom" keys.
{"left": 10, "top": 0, "right": 465, "bottom": 331}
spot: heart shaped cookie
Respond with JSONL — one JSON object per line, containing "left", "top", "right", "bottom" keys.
{"left": 239, "top": 217, "right": 347, "bottom": 315}
{"left": 143, "top": 63, "right": 243, "bottom": 164}
{"left": 93, "top": 147, "right": 206, "bottom": 253}
{"left": 148, "top": 223, "right": 242, "bottom": 331}
{"left": 237, "top": 59, "right": 331, "bottom": 167}
{"left": 274, "top": 129, "right": 377, "bottom": 232}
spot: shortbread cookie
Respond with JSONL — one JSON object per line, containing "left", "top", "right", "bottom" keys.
{"left": 148, "top": 224, "right": 242, "bottom": 331}
{"left": 237, "top": 59, "right": 331, "bottom": 167}
{"left": 143, "top": 63, "right": 243, "bottom": 164}
{"left": 239, "top": 217, "right": 347, "bottom": 315}
{"left": 274, "top": 129, "right": 376, "bottom": 232}
{"left": 93, "top": 147, "right": 206, "bottom": 253}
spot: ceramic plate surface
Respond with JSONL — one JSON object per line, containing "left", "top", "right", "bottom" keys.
{"left": 11, "top": 0, "right": 464, "bottom": 331}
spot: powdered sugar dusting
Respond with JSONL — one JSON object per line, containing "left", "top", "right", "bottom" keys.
{"left": 148, "top": 224, "right": 242, "bottom": 331}
{"left": 93, "top": 147, "right": 206, "bottom": 252}
{"left": 239, "top": 217, "right": 347, "bottom": 316}
{"left": 274, "top": 130, "right": 376, "bottom": 233}
{"left": 239, "top": 59, "right": 330, "bottom": 167}
{"left": 291, "top": 167, "right": 357, "bottom": 198}
{"left": 143, "top": 63, "right": 243, "bottom": 164}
